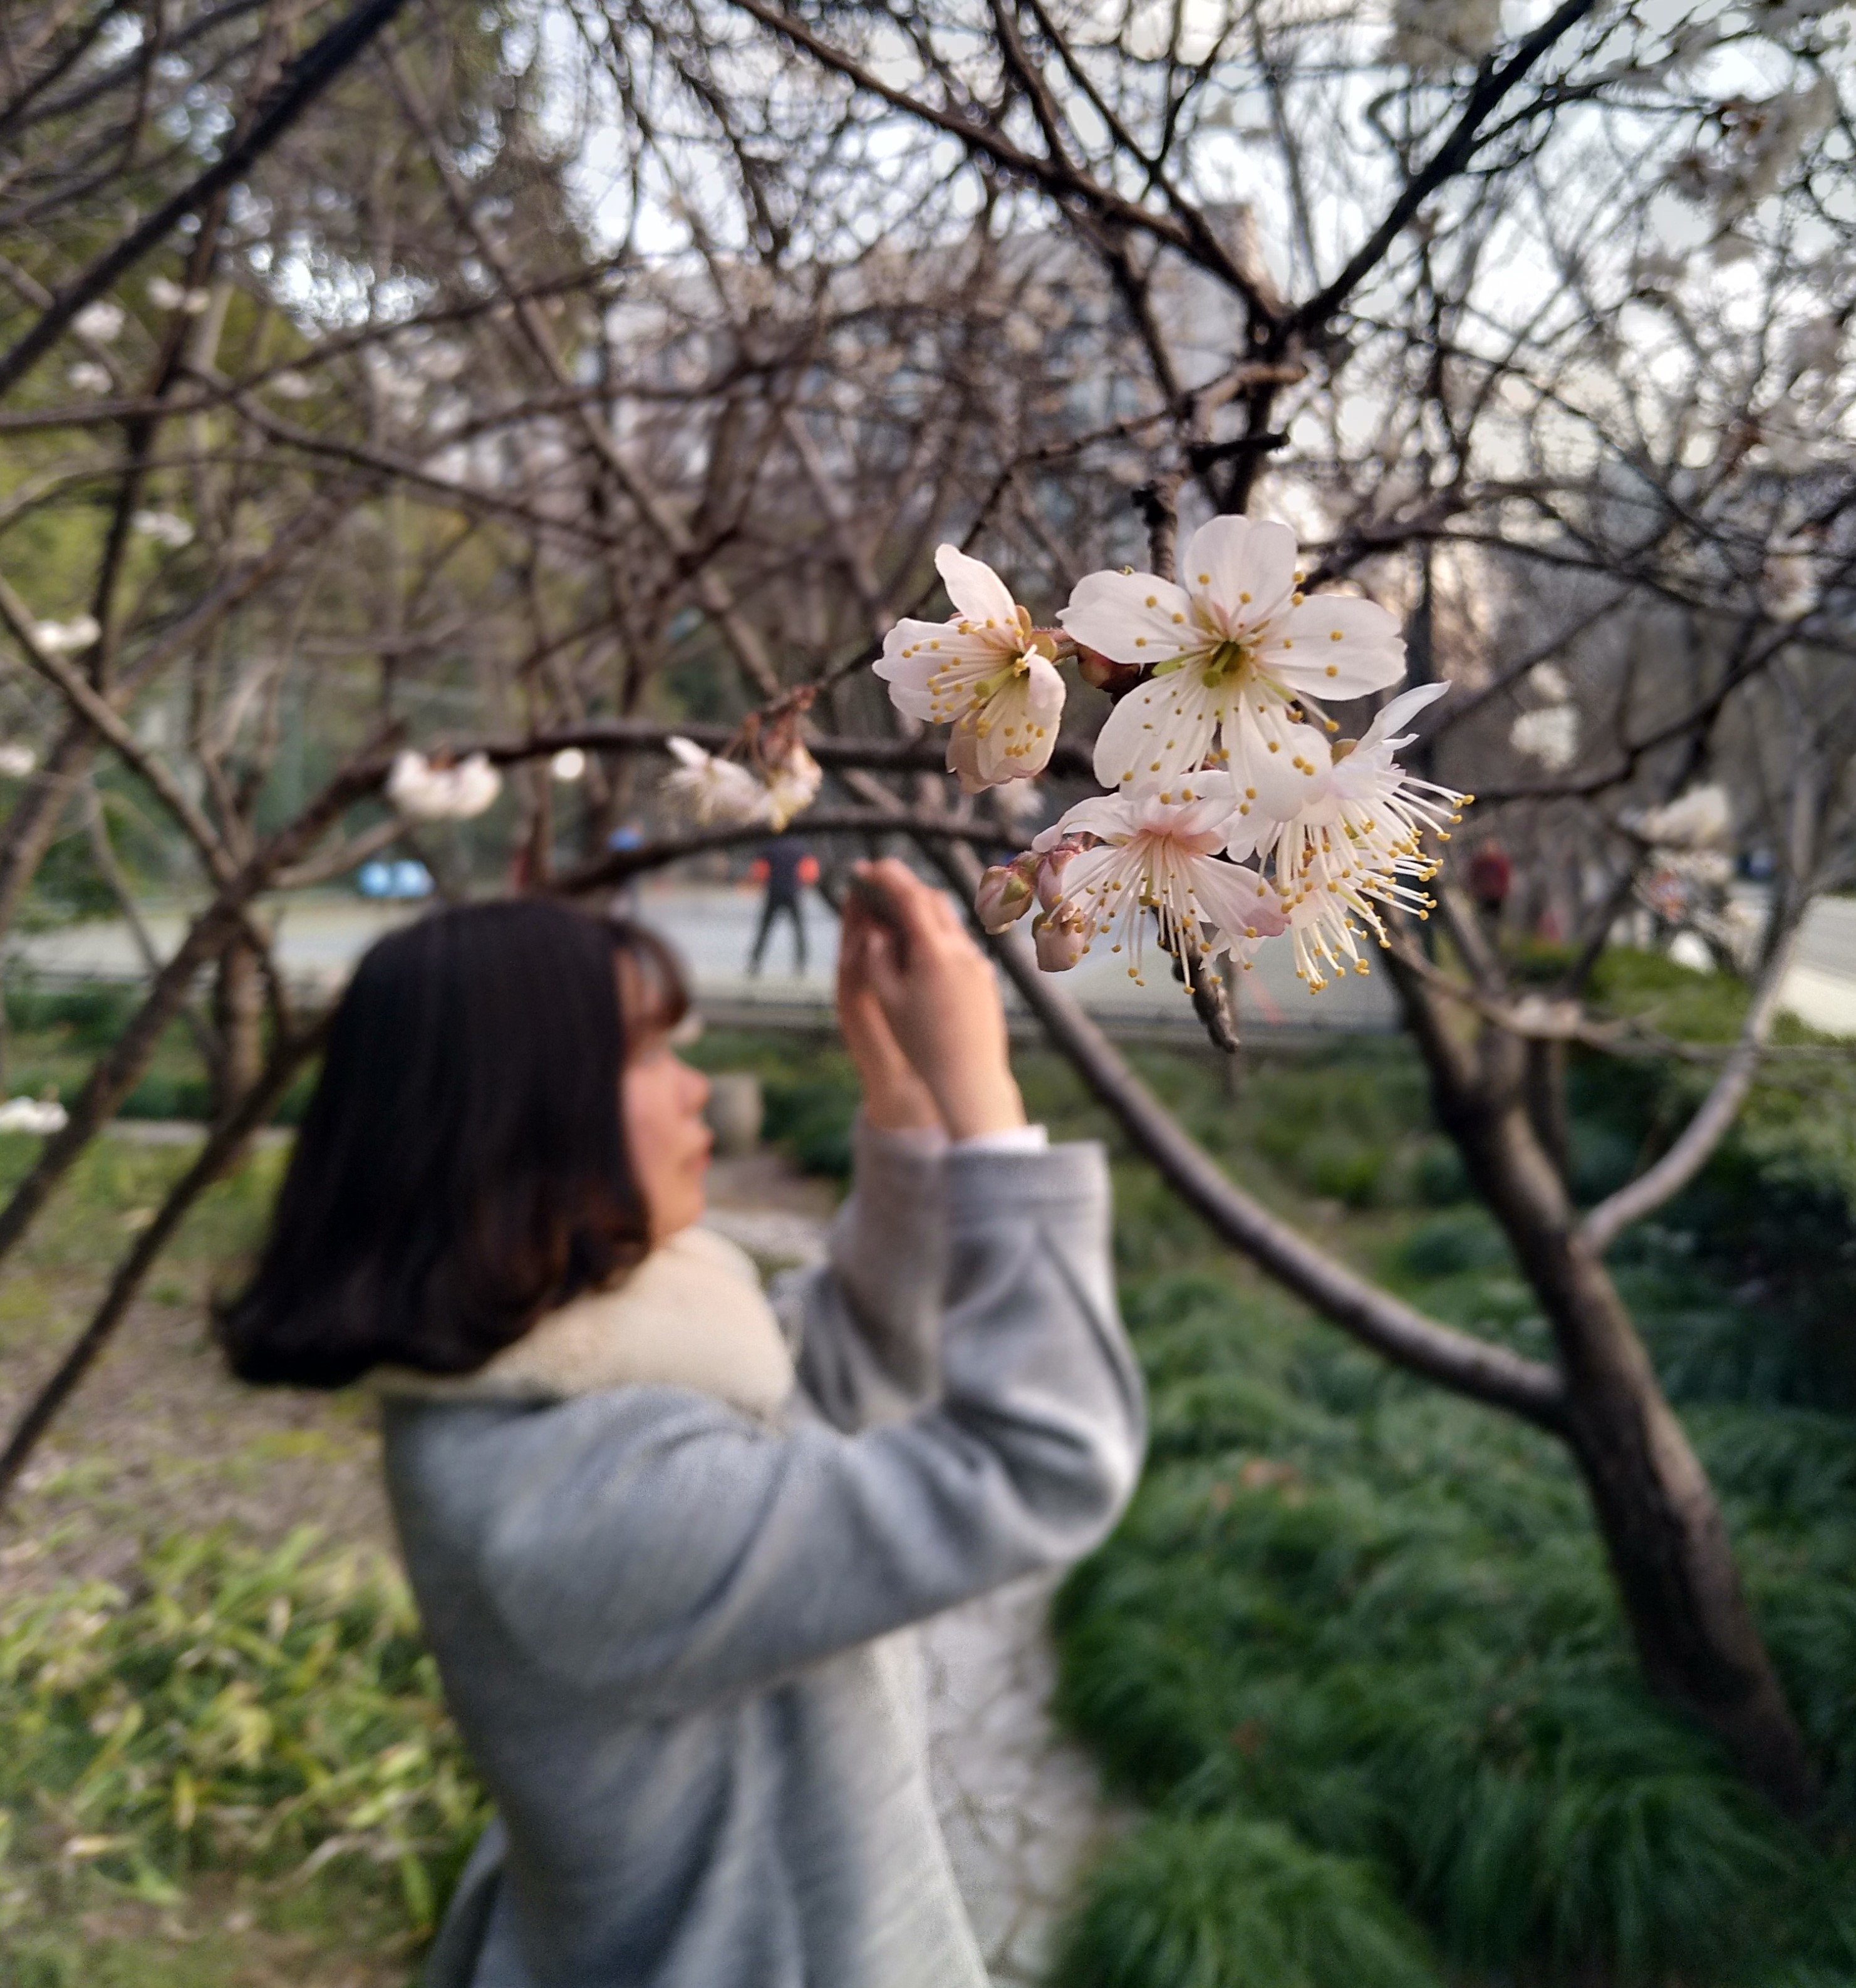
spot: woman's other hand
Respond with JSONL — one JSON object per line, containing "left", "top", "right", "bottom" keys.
{"left": 839, "top": 878, "right": 941, "bottom": 1134}
{"left": 839, "top": 860, "right": 1026, "bottom": 1142}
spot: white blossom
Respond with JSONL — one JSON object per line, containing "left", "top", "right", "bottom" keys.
{"left": 1030, "top": 774, "right": 1287, "bottom": 986}
{"left": 65, "top": 361, "right": 111, "bottom": 394}
{"left": 131, "top": 509, "right": 194, "bottom": 549}
{"left": 550, "top": 747, "right": 588, "bottom": 782}
{"left": 0, "top": 1097, "right": 68, "bottom": 1135}
{"left": 662, "top": 736, "right": 772, "bottom": 826}
{"left": 147, "top": 276, "right": 210, "bottom": 314}
{"left": 1228, "top": 684, "right": 1468, "bottom": 992}
{"left": 761, "top": 741, "right": 822, "bottom": 830}
{"left": 876, "top": 544, "right": 1065, "bottom": 793}
{"left": 269, "top": 370, "right": 315, "bottom": 400}
{"left": 386, "top": 750, "right": 501, "bottom": 822}
{"left": 73, "top": 301, "right": 124, "bottom": 343}
{"left": 1060, "top": 516, "right": 1406, "bottom": 798}
{"left": 0, "top": 742, "right": 36, "bottom": 778}
{"left": 1510, "top": 704, "right": 1579, "bottom": 771}
{"left": 33, "top": 615, "right": 100, "bottom": 654}
{"left": 1625, "top": 784, "right": 1731, "bottom": 850}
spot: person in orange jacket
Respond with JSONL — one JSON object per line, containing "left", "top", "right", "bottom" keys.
{"left": 747, "top": 836, "right": 819, "bottom": 976}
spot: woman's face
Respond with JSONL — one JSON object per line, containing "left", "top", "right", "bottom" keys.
{"left": 623, "top": 1030, "right": 712, "bottom": 1244}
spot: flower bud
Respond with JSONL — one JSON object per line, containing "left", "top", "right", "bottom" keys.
{"left": 1033, "top": 902, "right": 1088, "bottom": 972}
{"left": 975, "top": 856, "right": 1037, "bottom": 933}
{"left": 1074, "top": 645, "right": 1144, "bottom": 697}
{"left": 1035, "top": 841, "right": 1079, "bottom": 910}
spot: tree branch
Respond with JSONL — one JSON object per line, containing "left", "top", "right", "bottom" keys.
{"left": 1580, "top": 919, "right": 1806, "bottom": 1254}
{"left": 924, "top": 840, "right": 1567, "bottom": 1430}
{"left": 0, "top": 0, "right": 414, "bottom": 399}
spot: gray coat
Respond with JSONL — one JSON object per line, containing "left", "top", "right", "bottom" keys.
{"left": 383, "top": 1133, "right": 1144, "bottom": 1988}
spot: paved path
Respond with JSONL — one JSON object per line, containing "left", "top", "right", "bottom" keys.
{"left": 7, "top": 880, "right": 1396, "bottom": 1037}
{"left": 24, "top": 882, "right": 1856, "bottom": 1037}
{"left": 704, "top": 1190, "right": 1125, "bottom": 1984}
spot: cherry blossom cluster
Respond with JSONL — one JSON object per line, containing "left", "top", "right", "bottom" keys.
{"left": 885, "top": 521, "right": 1470, "bottom": 997}
{"left": 662, "top": 706, "right": 822, "bottom": 833}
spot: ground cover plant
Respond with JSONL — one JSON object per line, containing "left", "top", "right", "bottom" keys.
{"left": 0, "top": 1533, "right": 485, "bottom": 1988}
{"left": 1016, "top": 971, "right": 1856, "bottom": 1988}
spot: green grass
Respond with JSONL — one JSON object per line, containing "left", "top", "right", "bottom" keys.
{"left": 0, "top": 1533, "right": 485, "bottom": 1985}
{"left": 1019, "top": 979, "right": 1856, "bottom": 1986}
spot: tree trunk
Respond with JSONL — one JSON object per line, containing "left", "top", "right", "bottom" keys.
{"left": 210, "top": 932, "right": 266, "bottom": 1119}
{"left": 1403, "top": 974, "right": 1815, "bottom": 1814}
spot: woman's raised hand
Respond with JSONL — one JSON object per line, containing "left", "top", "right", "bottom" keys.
{"left": 837, "top": 860, "right": 1026, "bottom": 1142}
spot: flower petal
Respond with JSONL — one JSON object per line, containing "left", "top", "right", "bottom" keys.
{"left": 1091, "top": 670, "right": 1221, "bottom": 791}
{"left": 876, "top": 622, "right": 1006, "bottom": 722}
{"left": 1047, "top": 790, "right": 1135, "bottom": 846}
{"left": 1357, "top": 679, "right": 1448, "bottom": 754}
{"left": 1262, "top": 595, "right": 1406, "bottom": 699}
{"left": 935, "top": 543, "right": 1020, "bottom": 630}
{"left": 1058, "top": 569, "right": 1196, "bottom": 667}
{"left": 946, "top": 715, "right": 986, "bottom": 794}
{"left": 1180, "top": 516, "right": 1297, "bottom": 633}
{"left": 975, "top": 661, "right": 1062, "bottom": 784}
{"left": 1191, "top": 858, "right": 1288, "bottom": 945}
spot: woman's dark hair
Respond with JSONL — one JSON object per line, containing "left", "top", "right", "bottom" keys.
{"left": 217, "top": 900, "right": 688, "bottom": 1388}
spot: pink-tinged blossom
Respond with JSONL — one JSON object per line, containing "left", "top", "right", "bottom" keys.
{"left": 1226, "top": 683, "right": 1469, "bottom": 992}
{"left": 1033, "top": 901, "right": 1089, "bottom": 971}
{"left": 1057, "top": 516, "right": 1406, "bottom": 798}
{"left": 876, "top": 545, "right": 1064, "bottom": 792}
{"left": 1031, "top": 776, "right": 1286, "bottom": 984}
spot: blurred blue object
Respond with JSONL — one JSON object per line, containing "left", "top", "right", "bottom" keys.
{"left": 357, "top": 858, "right": 434, "bottom": 900}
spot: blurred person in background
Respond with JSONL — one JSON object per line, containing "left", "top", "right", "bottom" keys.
{"left": 217, "top": 864, "right": 1142, "bottom": 1988}
{"left": 745, "top": 833, "right": 818, "bottom": 976}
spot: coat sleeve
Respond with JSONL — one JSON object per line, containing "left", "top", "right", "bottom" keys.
{"left": 457, "top": 1142, "right": 1144, "bottom": 1714}
{"left": 777, "top": 1116, "right": 950, "bottom": 1429}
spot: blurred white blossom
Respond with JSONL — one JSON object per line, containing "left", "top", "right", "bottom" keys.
{"left": 65, "top": 361, "right": 111, "bottom": 394}
{"left": 1510, "top": 705, "right": 1580, "bottom": 771}
{"left": 147, "top": 276, "right": 210, "bottom": 314}
{"left": 0, "top": 742, "right": 37, "bottom": 778}
{"left": 550, "top": 747, "right": 588, "bottom": 782}
{"left": 73, "top": 300, "right": 124, "bottom": 343}
{"left": 1626, "top": 784, "right": 1732, "bottom": 850}
{"left": 132, "top": 509, "right": 194, "bottom": 549}
{"left": 661, "top": 737, "right": 771, "bottom": 826}
{"left": 33, "top": 615, "right": 100, "bottom": 654}
{"left": 761, "top": 741, "right": 822, "bottom": 830}
{"left": 386, "top": 751, "right": 500, "bottom": 822}
{"left": 0, "top": 1098, "right": 68, "bottom": 1135}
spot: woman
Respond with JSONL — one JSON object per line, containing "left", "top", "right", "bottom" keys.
{"left": 220, "top": 860, "right": 1144, "bottom": 1988}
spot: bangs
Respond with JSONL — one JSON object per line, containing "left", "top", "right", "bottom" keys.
{"left": 611, "top": 920, "right": 690, "bottom": 1041}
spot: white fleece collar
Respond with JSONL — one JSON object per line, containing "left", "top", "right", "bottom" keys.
{"left": 371, "top": 1226, "right": 796, "bottom": 1420}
